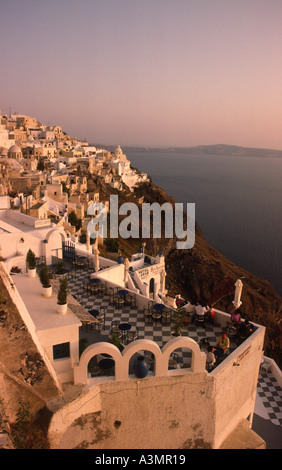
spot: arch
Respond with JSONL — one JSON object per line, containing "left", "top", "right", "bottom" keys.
{"left": 73, "top": 337, "right": 206, "bottom": 385}
{"left": 45, "top": 227, "right": 67, "bottom": 244}
{"left": 74, "top": 342, "right": 123, "bottom": 384}
{"left": 149, "top": 277, "right": 154, "bottom": 294}
{"left": 44, "top": 228, "right": 67, "bottom": 264}
{"left": 162, "top": 337, "right": 206, "bottom": 374}
{"left": 122, "top": 339, "right": 162, "bottom": 377}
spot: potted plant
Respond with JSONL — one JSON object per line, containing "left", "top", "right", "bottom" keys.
{"left": 56, "top": 261, "right": 65, "bottom": 275}
{"left": 39, "top": 266, "right": 52, "bottom": 298}
{"left": 171, "top": 306, "right": 186, "bottom": 337}
{"left": 57, "top": 278, "right": 68, "bottom": 314}
{"left": 26, "top": 249, "right": 37, "bottom": 278}
{"left": 110, "top": 332, "right": 124, "bottom": 352}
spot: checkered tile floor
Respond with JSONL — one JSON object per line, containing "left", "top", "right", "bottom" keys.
{"left": 67, "top": 269, "right": 282, "bottom": 427}
{"left": 67, "top": 270, "right": 236, "bottom": 363}
{"left": 256, "top": 372, "right": 282, "bottom": 427}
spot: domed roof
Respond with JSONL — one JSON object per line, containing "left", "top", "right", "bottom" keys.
{"left": 8, "top": 144, "right": 22, "bottom": 153}
{"left": 0, "top": 147, "right": 8, "bottom": 156}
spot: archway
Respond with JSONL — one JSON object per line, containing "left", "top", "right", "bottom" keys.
{"left": 44, "top": 228, "right": 67, "bottom": 265}
{"left": 149, "top": 277, "right": 154, "bottom": 295}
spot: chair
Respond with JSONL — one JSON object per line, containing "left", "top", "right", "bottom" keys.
{"left": 199, "top": 337, "right": 210, "bottom": 351}
{"left": 127, "top": 327, "right": 139, "bottom": 343}
{"left": 115, "top": 297, "right": 124, "bottom": 310}
{"left": 111, "top": 320, "right": 120, "bottom": 333}
{"left": 260, "top": 360, "right": 271, "bottom": 374}
{"left": 226, "top": 321, "right": 237, "bottom": 337}
{"left": 195, "top": 314, "right": 206, "bottom": 327}
{"left": 143, "top": 305, "right": 151, "bottom": 316}
{"left": 206, "top": 361, "right": 215, "bottom": 372}
{"left": 169, "top": 352, "right": 179, "bottom": 369}
{"left": 162, "top": 309, "right": 171, "bottom": 324}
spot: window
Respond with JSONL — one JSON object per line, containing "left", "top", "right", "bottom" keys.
{"left": 53, "top": 342, "right": 70, "bottom": 360}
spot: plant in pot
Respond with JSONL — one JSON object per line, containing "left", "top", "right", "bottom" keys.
{"left": 56, "top": 261, "right": 65, "bottom": 275}
{"left": 110, "top": 332, "right": 124, "bottom": 352}
{"left": 171, "top": 306, "right": 186, "bottom": 337}
{"left": 57, "top": 278, "right": 68, "bottom": 314}
{"left": 26, "top": 249, "right": 37, "bottom": 278}
{"left": 39, "top": 266, "right": 52, "bottom": 298}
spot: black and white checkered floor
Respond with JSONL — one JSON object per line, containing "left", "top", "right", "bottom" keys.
{"left": 67, "top": 270, "right": 282, "bottom": 428}
{"left": 256, "top": 372, "right": 282, "bottom": 427}
{"left": 67, "top": 270, "right": 235, "bottom": 361}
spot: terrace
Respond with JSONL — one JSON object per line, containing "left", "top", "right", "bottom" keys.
{"left": 8, "top": 251, "right": 282, "bottom": 440}
{"left": 56, "top": 257, "right": 282, "bottom": 433}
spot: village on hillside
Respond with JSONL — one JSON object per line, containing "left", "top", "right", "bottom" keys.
{"left": 0, "top": 111, "right": 148, "bottom": 236}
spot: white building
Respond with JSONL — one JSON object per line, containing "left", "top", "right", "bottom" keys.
{"left": 109, "top": 145, "right": 148, "bottom": 190}
{"left": 0, "top": 208, "right": 67, "bottom": 271}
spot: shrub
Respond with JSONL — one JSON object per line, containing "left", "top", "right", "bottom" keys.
{"left": 26, "top": 249, "right": 36, "bottom": 269}
{"left": 57, "top": 278, "right": 68, "bottom": 305}
{"left": 39, "top": 267, "right": 50, "bottom": 288}
{"left": 55, "top": 261, "right": 65, "bottom": 274}
{"left": 9, "top": 399, "right": 50, "bottom": 449}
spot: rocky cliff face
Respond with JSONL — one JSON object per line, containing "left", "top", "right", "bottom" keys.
{"left": 88, "top": 175, "right": 282, "bottom": 368}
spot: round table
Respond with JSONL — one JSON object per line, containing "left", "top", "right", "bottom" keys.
{"left": 99, "top": 358, "right": 115, "bottom": 370}
{"left": 119, "top": 322, "right": 131, "bottom": 332}
{"left": 119, "top": 322, "right": 131, "bottom": 341}
{"left": 89, "top": 309, "right": 99, "bottom": 317}
{"left": 153, "top": 303, "right": 166, "bottom": 311}
{"left": 118, "top": 289, "right": 128, "bottom": 296}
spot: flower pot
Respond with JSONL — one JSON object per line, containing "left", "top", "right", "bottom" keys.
{"left": 133, "top": 355, "right": 149, "bottom": 379}
{"left": 171, "top": 330, "right": 182, "bottom": 337}
{"left": 27, "top": 268, "right": 37, "bottom": 278}
{"left": 57, "top": 303, "right": 67, "bottom": 314}
{"left": 42, "top": 286, "right": 52, "bottom": 298}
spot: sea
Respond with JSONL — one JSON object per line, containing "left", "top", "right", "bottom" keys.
{"left": 126, "top": 149, "right": 282, "bottom": 296}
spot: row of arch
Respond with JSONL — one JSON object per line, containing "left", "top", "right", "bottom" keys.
{"left": 74, "top": 336, "right": 207, "bottom": 385}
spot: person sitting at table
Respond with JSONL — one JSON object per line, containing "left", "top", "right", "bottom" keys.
{"left": 205, "top": 304, "right": 215, "bottom": 324}
{"left": 214, "top": 331, "right": 230, "bottom": 359}
{"left": 205, "top": 346, "right": 216, "bottom": 368}
{"left": 237, "top": 319, "right": 254, "bottom": 340}
{"left": 192, "top": 302, "right": 207, "bottom": 322}
{"left": 195, "top": 302, "right": 207, "bottom": 316}
{"left": 231, "top": 309, "right": 241, "bottom": 328}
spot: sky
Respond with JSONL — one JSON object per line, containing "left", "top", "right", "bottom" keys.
{"left": 1, "top": 0, "right": 282, "bottom": 149}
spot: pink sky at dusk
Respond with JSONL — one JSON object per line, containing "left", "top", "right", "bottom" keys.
{"left": 1, "top": 0, "right": 282, "bottom": 149}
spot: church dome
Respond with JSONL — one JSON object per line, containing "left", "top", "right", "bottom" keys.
{"left": 8, "top": 144, "right": 22, "bottom": 154}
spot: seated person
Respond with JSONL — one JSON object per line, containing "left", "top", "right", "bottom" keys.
{"left": 231, "top": 309, "right": 241, "bottom": 328}
{"left": 237, "top": 319, "right": 254, "bottom": 338}
{"left": 214, "top": 331, "right": 230, "bottom": 359}
{"left": 193, "top": 302, "right": 207, "bottom": 322}
{"left": 205, "top": 304, "right": 215, "bottom": 324}
{"left": 205, "top": 346, "right": 216, "bottom": 368}
{"left": 195, "top": 303, "right": 207, "bottom": 316}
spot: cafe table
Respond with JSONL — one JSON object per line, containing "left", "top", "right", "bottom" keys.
{"left": 153, "top": 303, "right": 166, "bottom": 311}
{"left": 99, "top": 358, "right": 115, "bottom": 371}
{"left": 89, "top": 309, "right": 99, "bottom": 318}
{"left": 117, "top": 289, "right": 128, "bottom": 296}
{"left": 119, "top": 322, "right": 131, "bottom": 342}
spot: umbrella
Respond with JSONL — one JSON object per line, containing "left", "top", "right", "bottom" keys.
{"left": 160, "top": 269, "right": 166, "bottom": 293}
{"left": 233, "top": 279, "right": 243, "bottom": 309}
{"left": 86, "top": 232, "right": 90, "bottom": 252}
{"left": 123, "top": 258, "right": 130, "bottom": 287}
{"left": 93, "top": 239, "right": 100, "bottom": 272}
